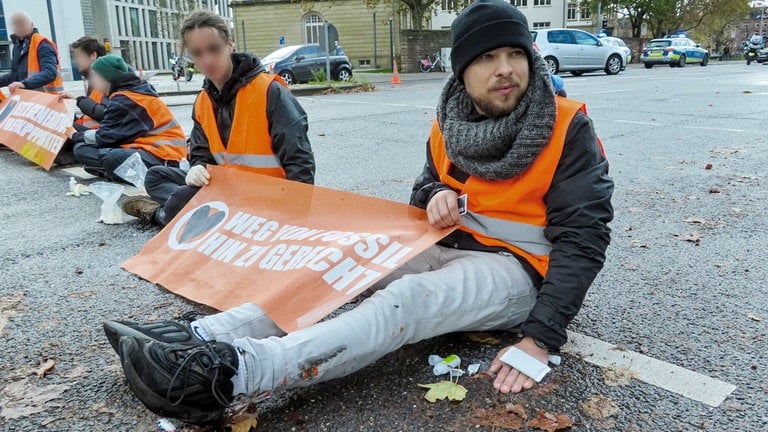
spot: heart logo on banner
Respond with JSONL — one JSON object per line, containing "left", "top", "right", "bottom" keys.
{"left": 178, "top": 204, "right": 226, "bottom": 243}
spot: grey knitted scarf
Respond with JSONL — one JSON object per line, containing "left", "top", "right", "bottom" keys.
{"left": 436, "top": 53, "right": 556, "bottom": 181}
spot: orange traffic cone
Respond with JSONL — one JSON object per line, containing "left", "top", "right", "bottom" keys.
{"left": 390, "top": 60, "right": 402, "bottom": 84}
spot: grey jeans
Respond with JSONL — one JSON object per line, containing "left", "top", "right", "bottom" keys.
{"left": 195, "top": 244, "right": 537, "bottom": 395}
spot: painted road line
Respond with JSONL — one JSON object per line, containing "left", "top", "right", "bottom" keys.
{"left": 563, "top": 331, "right": 737, "bottom": 407}
{"left": 682, "top": 126, "right": 745, "bottom": 133}
{"left": 591, "top": 88, "right": 635, "bottom": 94}
{"left": 613, "top": 120, "right": 669, "bottom": 126}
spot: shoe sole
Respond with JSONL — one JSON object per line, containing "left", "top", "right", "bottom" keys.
{"left": 103, "top": 320, "right": 148, "bottom": 355}
{"left": 118, "top": 337, "right": 225, "bottom": 425}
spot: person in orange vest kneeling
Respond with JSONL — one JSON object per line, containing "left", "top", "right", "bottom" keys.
{"left": 55, "top": 36, "right": 108, "bottom": 166}
{"left": 68, "top": 55, "right": 186, "bottom": 182}
{"left": 122, "top": 10, "right": 314, "bottom": 226}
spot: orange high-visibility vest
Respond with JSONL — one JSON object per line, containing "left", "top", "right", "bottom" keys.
{"left": 429, "top": 97, "right": 597, "bottom": 276}
{"left": 111, "top": 90, "right": 187, "bottom": 162}
{"left": 75, "top": 89, "right": 105, "bottom": 129}
{"left": 194, "top": 73, "right": 286, "bottom": 178}
{"left": 27, "top": 33, "right": 64, "bottom": 94}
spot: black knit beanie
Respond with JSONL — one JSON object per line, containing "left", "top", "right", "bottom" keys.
{"left": 450, "top": 0, "right": 533, "bottom": 82}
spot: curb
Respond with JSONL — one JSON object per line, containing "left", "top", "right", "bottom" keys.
{"left": 158, "top": 83, "right": 368, "bottom": 100}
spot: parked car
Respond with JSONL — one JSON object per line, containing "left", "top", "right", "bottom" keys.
{"left": 599, "top": 36, "right": 632, "bottom": 65}
{"left": 641, "top": 36, "right": 709, "bottom": 68}
{"left": 531, "top": 28, "right": 627, "bottom": 76}
{"left": 262, "top": 44, "right": 353, "bottom": 85}
{"left": 757, "top": 46, "right": 768, "bottom": 64}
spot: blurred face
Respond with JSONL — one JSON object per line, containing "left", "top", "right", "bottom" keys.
{"left": 184, "top": 27, "right": 233, "bottom": 82}
{"left": 11, "top": 16, "right": 33, "bottom": 39}
{"left": 89, "top": 70, "right": 110, "bottom": 94}
{"left": 73, "top": 48, "right": 98, "bottom": 74}
{"left": 462, "top": 46, "right": 530, "bottom": 118}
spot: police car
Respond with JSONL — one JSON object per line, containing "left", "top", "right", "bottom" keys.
{"left": 641, "top": 35, "right": 709, "bottom": 68}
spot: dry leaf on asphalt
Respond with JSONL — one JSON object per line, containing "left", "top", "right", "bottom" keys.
{"left": 417, "top": 381, "right": 468, "bottom": 403}
{"left": 581, "top": 394, "right": 620, "bottom": 419}
{"left": 0, "top": 292, "right": 25, "bottom": 334}
{"left": 527, "top": 410, "right": 574, "bottom": 431}
{"left": 630, "top": 240, "right": 648, "bottom": 248}
{"left": 674, "top": 232, "right": 703, "bottom": 245}
{"left": 747, "top": 313, "right": 763, "bottom": 322}
{"left": 603, "top": 367, "right": 636, "bottom": 387}
{"left": 505, "top": 402, "right": 528, "bottom": 420}
{"left": 230, "top": 414, "right": 259, "bottom": 432}
{"left": 35, "top": 358, "right": 56, "bottom": 378}
{"left": 466, "top": 332, "right": 501, "bottom": 345}
{"left": 0, "top": 378, "right": 68, "bottom": 420}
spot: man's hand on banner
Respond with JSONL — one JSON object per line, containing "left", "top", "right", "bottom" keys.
{"left": 186, "top": 165, "right": 210, "bottom": 187}
{"left": 58, "top": 91, "right": 76, "bottom": 101}
{"left": 65, "top": 126, "right": 77, "bottom": 139}
{"left": 8, "top": 82, "right": 25, "bottom": 93}
{"left": 426, "top": 189, "right": 461, "bottom": 229}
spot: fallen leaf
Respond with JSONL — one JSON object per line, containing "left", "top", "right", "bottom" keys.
{"left": 466, "top": 332, "right": 501, "bottom": 345}
{"left": 506, "top": 402, "right": 528, "bottom": 420}
{"left": 705, "top": 163, "right": 713, "bottom": 170}
{"left": 709, "top": 187, "right": 721, "bottom": 194}
{"left": 417, "top": 380, "right": 467, "bottom": 403}
{"left": 230, "top": 413, "right": 259, "bottom": 432}
{"left": 603, "top": 367, "right": 635, "bottom": 387}
{"left": 674, "top": 232, "right": 703, "bottom": 245}
{"left": 527, "top": 410, "right": 574, "bottom": 431}
{"left": 581, "top": 394, "right": 620, "bottom": 419}
{"left": 74, "top": 267, "right": 83, "bottom": 275}
{"left": 630, "top": 239, "right": 648, "bottom": 248}
{"left": 747, "top": 313, "right": 763, "bottom": 322}
{"left": 0, "top": 378, "right": 68, "bottom": 420}
{"left": 35, "top": 358, "right": 56, "bottom": 378}
{"left": 317, "top": 132, "right": 326, "bottom": 136}
{"left": 742, "top": 90, "right": 752, "bottom": 94}
{"left": 0, "top": 293, "right": 25, "bottom": 334}
{"left": 623, "top": 262, "right": 639, "bottom": 271}
{"left": 683, "top": 217, "right": 707, "bottom": 224}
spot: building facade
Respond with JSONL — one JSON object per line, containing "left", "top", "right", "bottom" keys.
{"left": 91, "top": 0, "right": 232, "bottom": 71}
{"left": 430, "top": 0, "right": 595, "bottom": 32}
{"left": 231, "top": 0, "right": 401, "bottom": 70}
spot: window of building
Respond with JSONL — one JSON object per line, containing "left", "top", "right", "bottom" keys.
{"left": 148, "top": 10, "right": 159, "bottom": 37}
{"left": 129, "top": 7, "right": 141, "bottom": 37}
{"left": 533, "top": 0, "right": 551, "bottom": 6}
{"left": 441, "top": 0, "right": 455, "bottom": 11}
{"left": 580, "top": 4, "right": 591, "bottom": 20}
{"left": 115, "top": 6, "right": 124, "bottom": 36}
{"left": 533, "top": 21, "right": 551, "bottom": 29}
{"left": 513, "top": 0, "right": 528, "bottom": 7}
{"left": 567, "top": 3, "right": 577, "bottom": 20}
{"left": 304, "top": 13, "right": 323, "bottom": 44}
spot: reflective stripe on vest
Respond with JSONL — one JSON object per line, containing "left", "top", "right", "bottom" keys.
{"left": 75, "top": 89, "right": 105, "bottom": 129}
{"left": 27, "top": 33, "right": 64, "bottom": 94}
{"left": 429, "top": 97, "right": 591, "bottom": 276}
{"left": 112, "top": 90, "right": 187, "bottom": 161}
{"left": 194, "top": 73, "right": 286, "bottom": 178}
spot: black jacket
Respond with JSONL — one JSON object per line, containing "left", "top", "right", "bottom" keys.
{"left": 0, "top": 29, "right": 59, "bottom": 89}
{"left": 75, "top": 73, "right": 169, "bottom": 148}
{"left": 410, "top": 111, "right": 614, "bottom": 349}
{"left": 76, "top": 80, "right": 107, "bottom": 123}
{"left": 189, "top": 53, "right": 315, "bottom": 184}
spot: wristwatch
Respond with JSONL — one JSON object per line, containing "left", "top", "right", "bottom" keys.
{"left": 532, "top": 338, "right": 549, "bottom": 350}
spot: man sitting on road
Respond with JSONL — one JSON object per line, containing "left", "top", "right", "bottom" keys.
{"left": 56, "top": 36, "right": 108, "bottom": 165}
{"left": 121, "top": 10, "right": 314, "bottom": 226}
{"left": 68, "top": 55, "right": 187, "bottom": 182}
{"left": 103, "top": 0, "right": 613, "bottom": 425}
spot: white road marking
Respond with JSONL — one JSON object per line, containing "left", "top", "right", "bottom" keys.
{"left": 682, "top": 126, "right": 745, "bottom": 133}
{"left": 563, "top": 331, "right": 737, "bottom": 407}
{"left": 613, "top": 120, "right": 668, "bottom": 126}
{"left": 591, "top": 88, "right": 635, "bottom": 94}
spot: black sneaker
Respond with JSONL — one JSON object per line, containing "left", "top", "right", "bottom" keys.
{"left": 119, "top": 337, "right": 239, "bottom": 425}
{"left": 103, "top": 314, "right": 206, "bottom": 354}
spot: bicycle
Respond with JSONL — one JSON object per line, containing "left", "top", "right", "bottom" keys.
{"left": 419, "top": 51, "right": 446, "bottom": 73}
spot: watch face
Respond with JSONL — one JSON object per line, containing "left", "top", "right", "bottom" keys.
{"left": 534, "top": 339, "right": 548, "bottom": 349}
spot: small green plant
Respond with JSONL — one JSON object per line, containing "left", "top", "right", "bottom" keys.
{"left": 309, "top": 68, "right": 328, "bottom": 83}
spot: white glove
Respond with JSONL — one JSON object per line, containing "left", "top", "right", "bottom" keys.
{"left": 185, "top": 164, "right": 210, "bottom": 187}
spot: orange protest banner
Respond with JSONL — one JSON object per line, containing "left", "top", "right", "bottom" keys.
{"left": 0, "top": 89, "right": 75, "bottom": 170}
{"left": 122, "top": 166, "right": 456, "bottom": 332}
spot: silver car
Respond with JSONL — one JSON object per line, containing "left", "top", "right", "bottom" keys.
{"left": 600, "top": 36, "right": 632, "bottom": 65}
{"left": 531, "top": 28, "right": 627, "bottom": 76}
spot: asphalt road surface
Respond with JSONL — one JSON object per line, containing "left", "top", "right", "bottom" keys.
{"left": 1, "top": 62, "right": 766, "bottom": 431}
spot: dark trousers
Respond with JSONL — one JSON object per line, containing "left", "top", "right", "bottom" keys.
{"left": 72, "top": 142, "right": 166, "bottom": 183}
{"left": 145, "top": 165, "right": 200, "bottom": 226}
